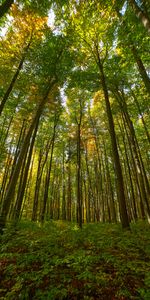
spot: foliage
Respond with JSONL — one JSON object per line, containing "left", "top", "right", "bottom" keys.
{"left": 0, "top": 220, "right": 150, "bottom": 299}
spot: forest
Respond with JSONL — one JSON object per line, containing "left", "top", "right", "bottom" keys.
{"left": 0, "top": 0, "right": 150, "bottom": 299}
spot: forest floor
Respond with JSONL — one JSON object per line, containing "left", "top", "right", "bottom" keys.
{"left": 0, "top": 221, "right": 150, "bottom": 300}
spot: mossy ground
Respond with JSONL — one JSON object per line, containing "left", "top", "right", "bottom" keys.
{"left": 0, "top": 220, "right": 150, "bottom": 299}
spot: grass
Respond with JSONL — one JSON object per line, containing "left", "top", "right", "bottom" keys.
{"left": 0, "top": 220, "right": 150, "bottom": 299}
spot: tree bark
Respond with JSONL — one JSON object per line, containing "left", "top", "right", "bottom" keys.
{"left": 118, "top": 118, "right": 138, "bottom": 220}
{"left": 67, "top": 140, "right": 72, "bottom": 222}
{"left": 13, "top": 117, "right": 39, "bottom": 221}
{"left": 0, "top": 154, "right": 12, "bottom": 209}
{"left": 75, "top": 98, "right": 83, "bottom": 228}
{"left": 40, "top": 115, "right": 58, "bottom": 223}
{"left": 103, "top": 141, "right": 117, "bottom": 223}
{"left": 77, "top": 122, "right": 82, "bottom": 228}
{"left": 130, "top": 90, "right": 150, "bottom": 143}
{"left": 131, "top": 46, "right": 150, "bottom": 95}
{"left": 32, "top": 150, "right": 43, "bottom": 221}
{"left": 0, "top": 39, "right": 32, "bottom": 115}
{"left": 84, "top": 142, "right": 97, "bottom": 221}
{"left": 32, "top": 136, "right": 53, "bottom": 221}
{"left": 62, "top": 145, "right": 66, "bottom": 220}
{"left": 96, "top": 51, "right": 130, "bottom": 229}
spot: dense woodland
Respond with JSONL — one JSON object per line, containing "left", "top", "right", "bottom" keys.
{"left": 0, "top": 0, "right": 150, "bottom": 231}
{"left": 0, "top": 0, "right": 150, "bottom": 299}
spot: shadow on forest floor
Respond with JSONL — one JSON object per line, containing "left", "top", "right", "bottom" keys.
{"left": 0, "top": 220, "right": 150, "bottom": 299}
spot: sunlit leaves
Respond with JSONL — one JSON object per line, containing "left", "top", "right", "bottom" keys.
{"left": 9, "top": 4, "right": 48, "bottom": 46}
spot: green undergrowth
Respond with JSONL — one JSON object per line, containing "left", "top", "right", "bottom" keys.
{"left": 0, "top": 220, "right": 150, "bottom": 299}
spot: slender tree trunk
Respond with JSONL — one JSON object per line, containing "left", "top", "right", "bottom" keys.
{"left": 62, "top": 145, "right": 66, "bottom": 220}
{"left": 0, "top": 0, "right": 14, "bottom": 18}
{"left": 94, "top": 159, "right": 101, "bottom": 222}
{"left": 131, "top": 90, "right": 150, "bottom": 143}
{"left": 67, "top": 140, "right": 72, "bottom": 222}
{"left": 10, "top": 119, "right": 27, "bottom": 178}
{"left": 0, "top": 40, "right": 32, "bottom": 115}
{"left": 131, "top": 46, "right": 150, "bottom": 95}
{"left": 32, "top": 136, "right": 53, "bottom": 221}
{"left": 118, "top": 118, "right": 138, "bottom": 220}
{"left": 21, "top": 153, "right": 35, "bottom": 219}
{"left": 0, "top": 116, "right": 13, "bottom": 151}
{"left": 96, "top": 53, "right": 130, "bottom": 229}
{"left": 40, "top": 118, "right": 58, "bottom": 223}
{"left": 13, "top": 117, "right": 39, "bottom": 221}
{"left": 12, "top": 149, "right": 29, "bottom": 219}
{"left": 128, "top": 0, "right": 150, "bottom": 34}
{"left": 1, "top": 119, "right": 26, "bottom": 204}
{"left": 84, "top": 142, "right": 96, "bottom": 221}
{"left": 77, "top": 122, "right": 82, "bottom": 228}
{"left": 49, "top": 168, "right": 56, "bottom": 220}
{"left": 55, "top": 175, "right": 60, "bottom": 220}
{"left": 103, "top": 141, "right": 117, "bottom": 223}
{"left": 32, "top": 150, "right": 43, "bottom": 221}
{"left": 101, "top": 149, "right": 107, "bottom": 222}
{"left": 89, "top": 114, "right": 105, "bottom": 221}
{"left": 0, "top": 154, "right": 12, "bottom": 209}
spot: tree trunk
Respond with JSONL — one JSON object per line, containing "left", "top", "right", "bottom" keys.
{"left": 12, "top": 148, "right": 28, "bottom": 219}
{"left": 13, "top": 117, "right": 39, "bottom": 221}
{"left": 49, "top": 168, "right": 56, "bottom": 220}
{"left": 0, "top": 39, "right": 32, "bottom": 115}
{"left": 131, "top": 46, "right": 150, "bottom": 95}
{"left": 0, "top": 154, "right": 12, "bottom": 209}
{"left": 67, "top": 140, "right": 72, "bottom": 222}
{"left": 118, "top": 118, "right": 138, "bottom": 220}
{"left": 40, "top": 118, "right": 58, "bottom": 223}
{"left": 32, "top": 136, "right": 53, "bottom": 221}
{"left": 84, "top": 142, "right": 97, "bottom": 221}
{"left": 0, "top": 116, "right": 13, "bottom": 152}
{"left": 1, "top": 119, "right": 26, "bottom": 205}
{"left": 103, "top": 141, "right": 117, "bottom": 223}
{"left": 62, "top": 145, "right": 66, "bottom": 220}
{"left": 89, "top": 114, "right": 104, "bottom": 221}
{"left": 96, "top": 53, "right": 130, "bottom": 229}
{"left": 32, "top": 150, "right": 43, "bottom": 221}
{"left": 21, "top": 153, "right": 34, "bottom": 219}
{"left": 130, "top": 90, "right": 150, "bottom": 143}
{"left": 77, "top": 122, "right": 82, "bottom": 228}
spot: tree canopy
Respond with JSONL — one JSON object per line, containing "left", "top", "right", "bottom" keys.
{"left": 0, "top": 0, "right": 150, "bottom": 232}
